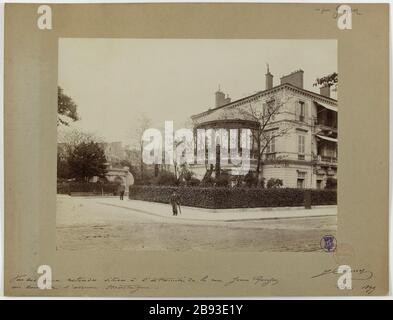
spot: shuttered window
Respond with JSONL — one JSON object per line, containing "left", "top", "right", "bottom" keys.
{"left": 298, "top": 135, "right": 305, "bottom": 154}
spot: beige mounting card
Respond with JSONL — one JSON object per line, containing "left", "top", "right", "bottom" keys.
{"left": 4, "top": 3, "right": 389, "bottom": 296}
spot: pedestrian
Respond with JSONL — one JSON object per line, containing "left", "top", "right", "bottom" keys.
{"left": 118, "top": 183, "right": 125, "bottom": 200}
{"left": 170, "top": 191, "right": 180, "bottom": 216}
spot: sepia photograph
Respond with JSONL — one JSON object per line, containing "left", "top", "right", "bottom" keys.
{"left": 3, "top": 2, "right": 389, "bottom": 299}
{"left": 56, "top": 39, "right": 338, "bottom": 253}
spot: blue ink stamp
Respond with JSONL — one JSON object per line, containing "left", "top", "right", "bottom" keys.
{"left": 320, "top": 235, "right": 337, "bottom": 252}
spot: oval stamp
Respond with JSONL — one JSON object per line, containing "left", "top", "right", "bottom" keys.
{"left": 320, "top": 235, "right": 337, "bottom": 252}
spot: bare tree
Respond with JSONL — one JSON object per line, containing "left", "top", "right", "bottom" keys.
{"left": 241, "top": 94, "right": 291, "bottom": 185}
{"left": 58, "top": 129, "right": 102, "bottom": 156}
{"left": 130, "top": 113, "right": 151, "bottom": 180}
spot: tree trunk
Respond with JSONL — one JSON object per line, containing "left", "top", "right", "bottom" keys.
{"left": 258, "top": 163, "right": 264, "bottom": 187}
{"left": 256, "top": 137, "right": 262, "bottom": 187}
{"left": 140, "top": 144, "right": 144, "bottom": 180}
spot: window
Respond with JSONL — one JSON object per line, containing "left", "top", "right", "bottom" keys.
{"left": 297, "top": 171, "right": 306, "bottom": 189}
{"left": 298, "top": 171, "right": 306, "bottom": 179}
{"left": 268, "top": 136, "right": 275, "bottom": 153}
{"left": 317, "top": 180, "right": 322, "bottom": 189}
{"left": 266, "top": 153, "right": 276, "bottom": 160}
{"left": 298, "top": 135, "right": 305, "bottom": 155}
{"left": 297, "top": 179, "right": 305, "bottom": 189}
{"left": 266, "top": 131, "right": 275, "bottom": 154}
{"left": 298, "top": 101, "right": 305, "bottom": 122}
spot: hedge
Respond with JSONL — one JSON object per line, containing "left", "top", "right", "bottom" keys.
{"left": 57, "top": 182, "right": 119, "bottom": 195}
{"left": 128, "top": 186, "right": 337, "bottom": 209}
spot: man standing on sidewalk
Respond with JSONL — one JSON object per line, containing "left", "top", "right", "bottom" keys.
{"left": 118, "top": 183, "right": 126, "bottom": 200}
{"left": 170, "top": 192, "right": 180, "bottom": 216}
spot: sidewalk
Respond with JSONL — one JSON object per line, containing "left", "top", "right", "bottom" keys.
{"left": 96, "top": 197, "right": 337, "bottom": 222}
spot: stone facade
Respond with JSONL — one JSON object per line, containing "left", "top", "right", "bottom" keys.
{"left": 190, "top": 69, "right": 337, "bottom": 189}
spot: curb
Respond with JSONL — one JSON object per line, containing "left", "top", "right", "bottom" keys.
{"left": 97, "top": 201, "right": 337, "bottom": 223}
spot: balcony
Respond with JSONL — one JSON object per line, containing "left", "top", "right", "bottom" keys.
{"left": 321, "top": 155, "right": 337, "bottom": 163}
{"left": 314, "top": 155, "right": 338, "bottom": 166}
{"left": 315, "top": 122, "right": 337, "bottom": 133}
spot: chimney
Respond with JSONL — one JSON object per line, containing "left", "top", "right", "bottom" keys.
{"left": 320, "top": 85, "right": 331, "bottom": 98}
{"left": 265, "top": 64, "right": 273, "bottom": 90}
{"left": 215, "top": 86, "right": 226, "bottom": 107}
{"left": 280, "top": 69, "right": 304, "bottom": 89}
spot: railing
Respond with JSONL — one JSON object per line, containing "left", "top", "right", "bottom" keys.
{"left": 318, "top": 155, "right": 337, "bottom": 163}
{"left": 314, "top": 121, "right": 337, "bottom": 131}
{"left": 266, "top": 153, "right": 276, "bottom": 161}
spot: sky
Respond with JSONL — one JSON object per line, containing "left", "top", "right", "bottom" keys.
{"left": 58, "top": 39, "right": 337, "bottom": 146}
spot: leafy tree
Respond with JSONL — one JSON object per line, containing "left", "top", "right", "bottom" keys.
{"left": 244, "top": 171, "right": 257, "bottom": 187}
{"left": 67, "top": 141, "right": 107, "bottom": 181}
{"left": 325, "top": 177, "right": 337, "bottom": 189}
{"left": 266, "top": 178, "right": 283, "bottom": 189}
{"left": 215, "top": 171, "right": 230, "bottom": 187}
{"left": 58, "top": 86, "right": 79, "bottom": 126}
{"left": 178, "top": 163, "right": 195, "bottom": 185}
{"left": 57, "top": 152, "right": 70, "bottom": 179}
{"left": 157, "top": 171, "right": 177, "bottom": 186}
{"left": 188, "top": 177, "right": 201, "bottom": 186}
{"left": 313, "top": 72, "right": 338, "bottom": 91}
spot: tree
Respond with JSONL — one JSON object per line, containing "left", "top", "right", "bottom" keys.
{"left": 313, "top": 72, "right": 338, "bottom": 92}
{"left": 172, "top": 138, "right": 185, "bottom": 181}
{"left": 67, "top": 141, "right": 107, "bottom": 181}
{"left": 178, "top": 163, "right": 196, "bottom": 186}
{"left": 58, "top": 86, "right": 79, "bottom": 126}
{"left": 241, "top": 95, "right": 290, "bottom": 185}
{"left": 325, "top": 177, "right": 337, "bottom": 189}
{"left": 215, "top": 171, "right": 230, "bottom": 187}
{"left": 57, "top": 130, "right": 103, "bottom": 180}
{"left": 58, "top": 129, "right": 99, "bottom": 153}
{"left": 130, "top": 113, "right": 151, "bottom": 180}
{"left": 57, "top": 146, "right": 70, "bottom": 179}
{"left": 244, "top": 170, "right": 259, "bottom": 187}
{"left": 266, "top": 178, "right": 283, "bottom": 189}
{"left": 157, "top": 171, "right": 177, "bottom": 186}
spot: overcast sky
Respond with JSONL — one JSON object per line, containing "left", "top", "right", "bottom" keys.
{"left": 58, "top": 39, "right": 337, "bottom": 145}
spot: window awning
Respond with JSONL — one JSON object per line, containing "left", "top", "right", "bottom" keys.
{"left": 316, "top": 134, "right": 338, "bottom": 143}
{"left": 314, "top": 101, "right": 337, "bottom": 112}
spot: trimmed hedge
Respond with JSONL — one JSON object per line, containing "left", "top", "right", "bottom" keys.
{"left": 128, "top": 186, "right": 337, "bottom": 209}
{"left": 57, "top": 182, "right": 119, "bottom": 195}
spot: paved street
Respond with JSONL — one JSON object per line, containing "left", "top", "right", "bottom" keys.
{"left": 56, "top": 195, "right": 337, "bottom": 252}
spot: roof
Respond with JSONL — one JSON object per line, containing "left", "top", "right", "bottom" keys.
{"left": 191, "top": 83, "right": 337, "bottom": 120}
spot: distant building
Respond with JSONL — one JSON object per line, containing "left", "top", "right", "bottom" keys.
{"left": 191, "top": 68, "right": 337, "bottom": 189}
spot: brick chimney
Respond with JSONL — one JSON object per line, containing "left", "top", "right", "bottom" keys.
{"left": 215, "top": 86, "right": 226, "bottom": 107}
{"left": 320, "top": 85, "right": 331, "bottom": 98}
{"left": 280, "top": 69, "right": 304, "bottom": 89}
{"left": 265, "top": 64, "right": 273, "bottom": 90}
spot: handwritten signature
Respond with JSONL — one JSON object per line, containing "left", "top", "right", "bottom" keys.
{"left": 315, "top": 7, "right": 363, "bottom": 19}
{"left": 311, "top": 267, "right": 377, "bottom": 294}
{"left": 311, "top": 267, "right": 373, "bottom": 280}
